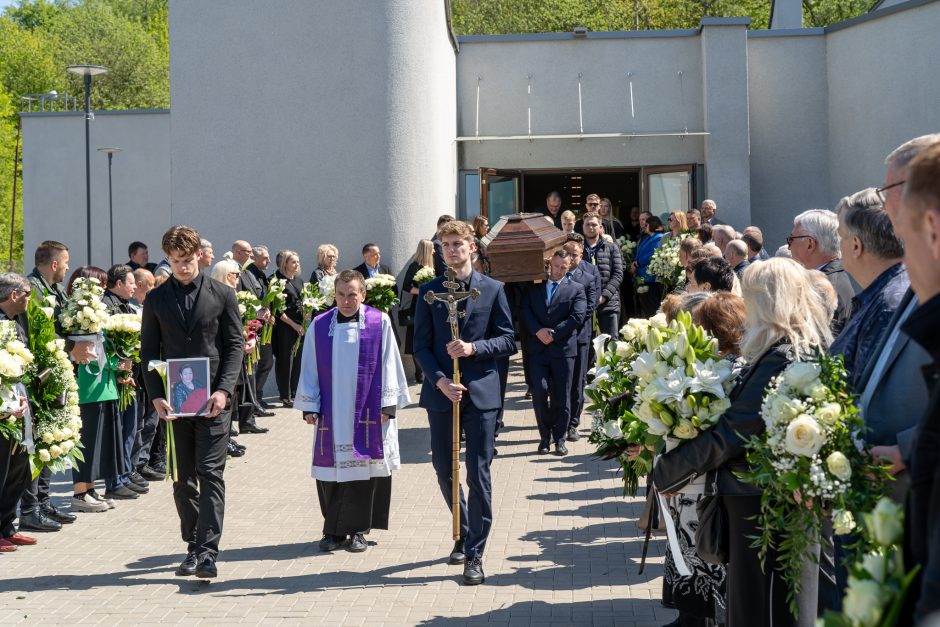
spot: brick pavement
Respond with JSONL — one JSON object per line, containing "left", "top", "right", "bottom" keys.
{"left": 0, "top": 356, "right": 676, "bottom": 626}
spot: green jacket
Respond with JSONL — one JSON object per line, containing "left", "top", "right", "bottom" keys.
{"left": 76, "top": 352, "right": 120, "bottom": 404}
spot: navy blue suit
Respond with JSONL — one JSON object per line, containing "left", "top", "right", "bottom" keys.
{"left": 413, "top": 270, "right": 516, "bottom": 559}
{"left": 521, "top": 278, "right": 587, "bottom": 444}
{"left": 568, "top": 261, "right": 600, "bottom": 429}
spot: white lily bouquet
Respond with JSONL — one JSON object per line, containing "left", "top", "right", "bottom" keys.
{"left": 364, "top": 273, "right": 400, "bottom": 313}
{"left": 318, "top": 274, "right": 337, "bottom": 307}
{"left": 413, "top": 266, "right": 436, "bottom": 287}
{"left": 739, "top": 352, "right": 887, "bottom": 618}
{"left": 617, "top": 236, "right": 638, "bottom": 264}
{"left": 26, "top": 293, "right": 83, "bottom": 477}
{"left": 647, "top": 233, "right": 692, "bottom": 293}
{"left": 585, "top": 313, "right": 668, "bottom": 496}
{"left": 260, "top": 277, "right": 288, "bottom": 345}
{"left": 102, "top": 313, "right": 142, "bottom": 411}
{"left": 294, "top": 282, "right": 328, "bottom": 355}
{"left": 0, "top": 320, "right": 34, "bottom": 441}
{"left": 628, "top": 310, "right": 737, "bottom": 452}
{"left": 820, "top": 498, "right": 920, "bottom": 627}
{"left": 58, "top": 277, "right": 110, "bottom": 336}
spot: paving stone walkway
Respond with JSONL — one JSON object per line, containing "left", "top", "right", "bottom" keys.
{"left": 0, "top": 356, "right": 676, "bottom": 626}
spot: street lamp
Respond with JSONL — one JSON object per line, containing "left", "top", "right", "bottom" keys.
{"left": 67, "top": 64, "right": 108, "bottom": 265}
{"left": 97, "top": 147, "right": 122, "bottom": 265}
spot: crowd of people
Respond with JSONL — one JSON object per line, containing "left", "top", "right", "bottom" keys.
{"left": 2, "top": 133, "right": 940, "bottom": 621}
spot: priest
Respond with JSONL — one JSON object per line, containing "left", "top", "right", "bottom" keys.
{"left": 296, "top": 269, "right": 410, "bottom": 553}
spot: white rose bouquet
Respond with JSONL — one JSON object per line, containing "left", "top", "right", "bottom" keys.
{"left": 364, "top": 273, "right": 400, "bottom": 313}
{"left": 102, "top": 313, "right": 142, "bottom": 412}
{"left": 739, "top": 352, "right": 887, "bottom": 617}
{"left": 617, "top": 236, "right": 638, "bottom": 265}
{"left": 585, "top": 314, "right": 669, "bottom": 496}
{"left": 236, "top": 291, "right": 264, "bottom": 373}
{"left": 58, "top": 277, "right": 110, "bottom": 335}
{"left": 413, "top": 266, "right": 436, "bottom": 287}
{"left": 260, "top": 277, "right": 288, "bottom": 345}
{"left": 0, "top": 320, "right": 34, "bottom": 441}
{"left": 318, "top": 274, "right": 337, "bottom": 307}
{"left": 25, "top": 292, "right": 83, "bottom": 477}
{"left": 820, "top": 497, "right": 920, "bottom": 627}
{"left": 647, "top": 233, "right": 691, "bottom": 293}
{"left": 628, "top": 310, "right": 738, "bottom": 450}
{"left": 293, "top": 282, "right": 328, "bottom": 356}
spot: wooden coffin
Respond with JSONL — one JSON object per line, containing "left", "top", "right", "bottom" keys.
{"left": 480, "top": 213, "right": 567, "bottom": 283}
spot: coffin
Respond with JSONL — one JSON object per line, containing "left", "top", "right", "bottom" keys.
{"left": 480, "top": 213, "right": 567, "bottom": 283}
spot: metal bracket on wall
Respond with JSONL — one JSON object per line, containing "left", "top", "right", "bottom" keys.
{"left": 475, "top": 76, "right": 482, "bottom": 141}
{"left": 577, "top": 72, "right": 584, "bottom": 138}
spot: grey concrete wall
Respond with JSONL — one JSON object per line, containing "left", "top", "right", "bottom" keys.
{"left": 456, "top": 34, "right": 706, "bottom": 170}
{"left": 746, "top": 33, "right": 830, "bottom": 251}
{"left": 168, "top": 0, "right": 455, "bottom": 276}
{"left": 826, "top": 1, "right": 940, "bottom": 204}
{"left": 21, "top": 111, "right": 171, "bottom": 270}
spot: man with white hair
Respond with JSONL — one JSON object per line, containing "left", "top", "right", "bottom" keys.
{"left": 788, "top": 209, "right": 856, "bottom": 333}
{"left": 724, "top": 239, "right": 750, "bottom": 279}
{"left": 711, "top": 225, "right": 735, "bottom": 254}
{"left": 699, "top": 199, "right": 722, "bottom": 225}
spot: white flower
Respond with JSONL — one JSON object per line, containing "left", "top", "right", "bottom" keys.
{"left": 843, "top": 576, "right": 888, "bottom": 627}
{"left": 783, "top": 361, "right": 821, "bottom": 392}
{"left": 867, "top": 497, "right": 904, "bottom": 547}
{"left": 808, "top": 383, "right": 828, "bottom": 402}
{"left": 38, "top": 449, "right": 51, "bottom": 462}
{"left": 689, "top": 361, "right": 732, "bottom": 398}
{"left": 651, "top": 371, "right": 693, "bottom": 405}
{"left": 602, "top": 420, "right": 623, "bottom": 440}
{"left": 614, "top": 342, "right": 633, "bottom": 358}
{"left": 645, "top": 416, "right": 669, "bottom": 436}
{"left": 42, "top": 432, "right": 55, "bottom": 444}
{"left": 629, "top": 351, "right": 657, "bottom": 383}
{"left": 649, "top": 314, "right": 668, "bottom": 329}
{"left": 672, "top": 419, "right": 698, "bottom": 440}
{"left": 815, "top": 402, "right": 842, "bottom": 426}
{"left": 861, "top": 552, "right": 888, "bottom": 583}
{"left": 148, "top": 360, "right": 169, "bottom": 378}
{"left": 784, "top": 414, "right": 826, "bottom": 457}
{"left": 826, "top": 451, "right": 852, "bottom": 481}
{"left": 832, "top": 509, "right": 856, "bottom": 535}
{"left": 591, "top": 334, "right": 611, "bottom": 367}
{"left": 49, "top": 445, "right": 62, "bottom": 458}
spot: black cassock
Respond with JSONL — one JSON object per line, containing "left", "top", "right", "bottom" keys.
{"left": 317, "top": 475, "right": 392, "bottom": 536}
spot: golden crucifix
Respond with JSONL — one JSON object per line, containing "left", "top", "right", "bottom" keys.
{"left": 423, "top": 266, "right": 481, "bottom": 540}
{"left": 360, "top": 408, "right": 378, "bottom": 449}
{"left": 318, "top": 421, "right": 329, "bottom": 457}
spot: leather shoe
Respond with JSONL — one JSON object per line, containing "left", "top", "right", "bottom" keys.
{"left": 348, "top": 533, "right": 368, "bottom": 553}
{"left": 176, "top": 552, "right": 198, "bottom": 576}
{"left": 554, "top": 441, "right": 568, "bottom": 456}
{"left": 125, "top": 481, "right": 149, "bottom": 495}
{"left": 105, "top": 486, "right": 139, "bottom": 500}
{"left": 566, "top": 428, "right": 580, "bottom": 442}
{"left": 318, "top": 535, "right": 346, "bottom": 552}
{"left": 195, "top": 554, "right": 217, "bottom": 578}
{"left": 6, "top": 532, "right": 37, "bottom": 546}
{"left": 18, "top": 511, "right": 62, "bottom": 532}
{"left": 43, "top": 504, "right": 76, "bottom": 524}
{"left": 463, "top": 556, "right": 485, "bottom": 585}
{"left": 0, "top": 539, "right": 17, "bottom": 552}
{"left": 254, "top": 409, "right": 275, "bottom": 418}
{"left": 537, "top": 440, "right": 550, "bottom": 455}
{"left": 448, "top": 539, "right": 466, "bottom": 565}
{"left": 140, "top": 466, "right": 165, "bottom": 481}
{"left": 227, "top": 441, "right": 245, "bottom": 457}
{"left": 238, "top": 423, "right": 269, "bottom": 434}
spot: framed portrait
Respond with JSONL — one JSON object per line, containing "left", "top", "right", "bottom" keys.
{"left": 166, "top": 357, "right": 211, "bottom": 417}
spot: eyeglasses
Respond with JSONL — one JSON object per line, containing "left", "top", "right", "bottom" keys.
{"left": 227, "top": 271, "right": 240, "bottom": 278}
{"left": 786, "top": 235, "right": 814, "bottom": 246}
{"left": 586, "top": 202, "right": 599, "bottom": 207}
{"left": 876, "top": 180, "right": 905, "bottom": 203}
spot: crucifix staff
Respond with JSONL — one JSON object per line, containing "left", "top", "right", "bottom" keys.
{"left": 424, "top": 267, "right": 480, "bottom": 540}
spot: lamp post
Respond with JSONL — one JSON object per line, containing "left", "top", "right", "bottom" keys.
{"left": 97, "top": 147, "right": 122, "bottom": 265}
{"left": 67, "top": 64, "right": 108, "bottom": 265}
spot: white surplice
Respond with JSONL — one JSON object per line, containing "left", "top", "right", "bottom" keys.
{"left": 295, "top": 309, "right": 411, "bottom": 482}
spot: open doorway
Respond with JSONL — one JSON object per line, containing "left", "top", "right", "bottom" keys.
{"left": 524, "top": 170, "right": 640, "bottom": 224}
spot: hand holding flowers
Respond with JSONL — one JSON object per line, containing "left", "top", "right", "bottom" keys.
{"left": 293, "top": 282, "right": 327, "bottom": 355}
{"left": 413, "top": 266, "right": 436, "bottom": 287}
{"left": 0, "top": 320, "right": 34, "bottom": 441}
{"left": 260, "top": 278, "right": 288, "bottom": 344}
{"left": 102, "top": 313, "right": 142, "bottom": 411}
{"left": 58, "top": 277, "right": 109, "bottom": 335}
{"left": 647, "top": 233, "right": 691, "bottom": 293}
{"left": 364, "top": 274, "right": 400, "bottom": 313}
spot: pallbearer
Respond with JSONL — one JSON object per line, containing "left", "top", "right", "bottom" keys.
{"left": 413, "top": 220, "right": 516, "bottom": 585}
{"left": 296, "top": 270, "right": 410, "bottom": 554}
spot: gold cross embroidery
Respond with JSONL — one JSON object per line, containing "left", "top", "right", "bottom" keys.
{"left": 360, "top": 408, "right": 378, "bottom": 449}
{"left": 318, "top": 420, "right": 329, "bottom": 457}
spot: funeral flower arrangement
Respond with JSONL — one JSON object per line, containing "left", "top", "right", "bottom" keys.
{"left": 617, "top": 236, "right": 638, "bottom": 264}
{"left": 261, "top": 277, "right": 287, "bottom": 345}
{"left": 26, "top": 293, "right": 83, "bottom": 477}
{"left": 364, "top": 273, "right": 400, "bottom": 313}
{"left": 58, "top": 277, "right": 110, "bottom": 335}
{"left": 318, "top": 274, "right": 337, "bottom": 307}
{"left": 628, "top": 310, "right": 736, "bottom": 447}
{"left": 0, "top": 319, "right": 34, "bottom": 440}
{"left": 236, "top": 291, "right": 264, "bottom": 373}
{"left": 739, "top": 353, "right": 887, "bottom": 617}
{"left": 647, "top": 233, "right": 692, "bottom": 293}
{"left": 294, "top": 282, "right": 328, "bottom": 355}
{"left": 102, "top": 313, "right": 142, "bottom": 411}
{"left": 413, "top": 266, "right": 436, "bottom": 287}
{"left": 820, "top": 498, "right": 921, "bottom": 627}
{"left": 585, "top": 314, "right": 669, "bottom": 495}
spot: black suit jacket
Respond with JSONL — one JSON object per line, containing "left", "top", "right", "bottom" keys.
{"left": 520, "top": 278, "right": 586, "bottom": 358}
{"left": 140, "top": 273, "right": 244, "bottom": 400}
{"left": 821, "top": 259, "right": 857, "bottom": 334}
{"left": 237, "top": 266, "right": 264, "bottom": 300}
{"left": 353, "top": 262, "right": 392, "bottom": 279}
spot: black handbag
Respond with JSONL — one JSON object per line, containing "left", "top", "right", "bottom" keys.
{"left": 695, "top": 475, "right": 729, "bottom": 565}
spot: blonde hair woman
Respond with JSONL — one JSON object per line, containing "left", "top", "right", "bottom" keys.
{"left": 651, "top": 258, "right": 831, "bottom": 626}
{"left": 311, "top": 244, "right": 339, "bottom": 283}
{"left": 273, "top": 250, "right": 304, "bottom": 405}
{"left": 211, "top": 257, "right": 242, "bottom": 288}
{"left": 664, "top": 210, "right": 689, "bottom": 241}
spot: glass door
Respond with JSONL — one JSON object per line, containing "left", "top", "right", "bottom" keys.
{"left": 642, "top": 166, "right": 693, "bottom": 219}
{"left": 479, "top": 168, "right": 522, "bottom": 222}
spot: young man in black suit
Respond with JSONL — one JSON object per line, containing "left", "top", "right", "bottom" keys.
{"left": 141, "top": 226, "right": 244, "bottom": 579}
{"left": 521, "top": 250, "right": 586, "bottom": 456}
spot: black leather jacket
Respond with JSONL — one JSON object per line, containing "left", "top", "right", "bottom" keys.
{"left": 650, "top": 341, "right": 793, "bottom": 496}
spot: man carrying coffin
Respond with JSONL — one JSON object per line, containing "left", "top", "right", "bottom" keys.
{"left": 296, "top": 270, "right": 410, "bottom": 554}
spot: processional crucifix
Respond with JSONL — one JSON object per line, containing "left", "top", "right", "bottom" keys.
{"left": 424, "top": 266, "right": 480, "bottom": 540}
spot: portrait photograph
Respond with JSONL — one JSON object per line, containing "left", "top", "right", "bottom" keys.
{"left": 167, "top": 357, "right": 211, "bottom": 417}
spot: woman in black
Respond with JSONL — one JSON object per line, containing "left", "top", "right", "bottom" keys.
{"left": 272, "top": 250, "right": 305, "bottom": 406}
{"left": 400, "top": 239, "right": 435, "bottom": 384}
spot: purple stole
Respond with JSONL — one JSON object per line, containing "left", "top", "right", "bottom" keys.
{"left": 312, "top": 305, "right": 384, "bottom": 468}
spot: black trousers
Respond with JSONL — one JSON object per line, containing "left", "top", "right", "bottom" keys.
{"left": 149, "top": 420, "right": 167, "bottom": 469}
{"left": 530, "top": 352, "right": 574, "bottom": 444}
{"left": 569, "top": 340, "right": 590, "bottom": 429}
{"left": 136, "top": 404, "right": 161, "bottom": 471}
{"left": 272, "top": 323, "right": 302, "bottom": 400}
{"left": 317, "top": 477, "right": 391, "bottom": 536}
{"left": 428, "top": 404, "right": 496, "bottom": 559}
{"left": 638, "top": 283, "right": 664, "bottom": 318}
{"left": 254, "top": 343, "right": 274, "bottom": 404}
{"left": 20, "top": 466, "right": 50, "bottom": 515}
{"left": 596, "top": 307, "right": 620, "bottom": 338}
{"left": 171, "top": 410, "right": 231, "bottom": 558}
{"left": 0, "top": 437, "right": 30, "bottom": 537}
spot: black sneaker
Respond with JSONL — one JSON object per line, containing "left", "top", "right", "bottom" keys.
{"left": 566, "top": 428, "right": 580, "bottom": 442}
{"left": 463, "top": 556, "right": 485, "bottom": 585}
{"left": 104, "top": 486, "right": 139, "bottom": 500}
{"left": 129, "top": 471, "right": 150, "bottom": 488}
{"left": 448, "top": 539, "right": 466, "bottom": 565}
{"left": 348, "top": 533, "right": 368, "bottom": 553}
{"left": 125, "top": 481, "right": 149, "bottom": 495}
{"left": 140, "top": 466, "right": 165, "bottom": 481}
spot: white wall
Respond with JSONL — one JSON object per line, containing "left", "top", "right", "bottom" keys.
{"left": 21, "top": 111, "right": 171, "bottom": 270}
{"left": 168, "top": 0, "right": 456, "bottom": 276}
